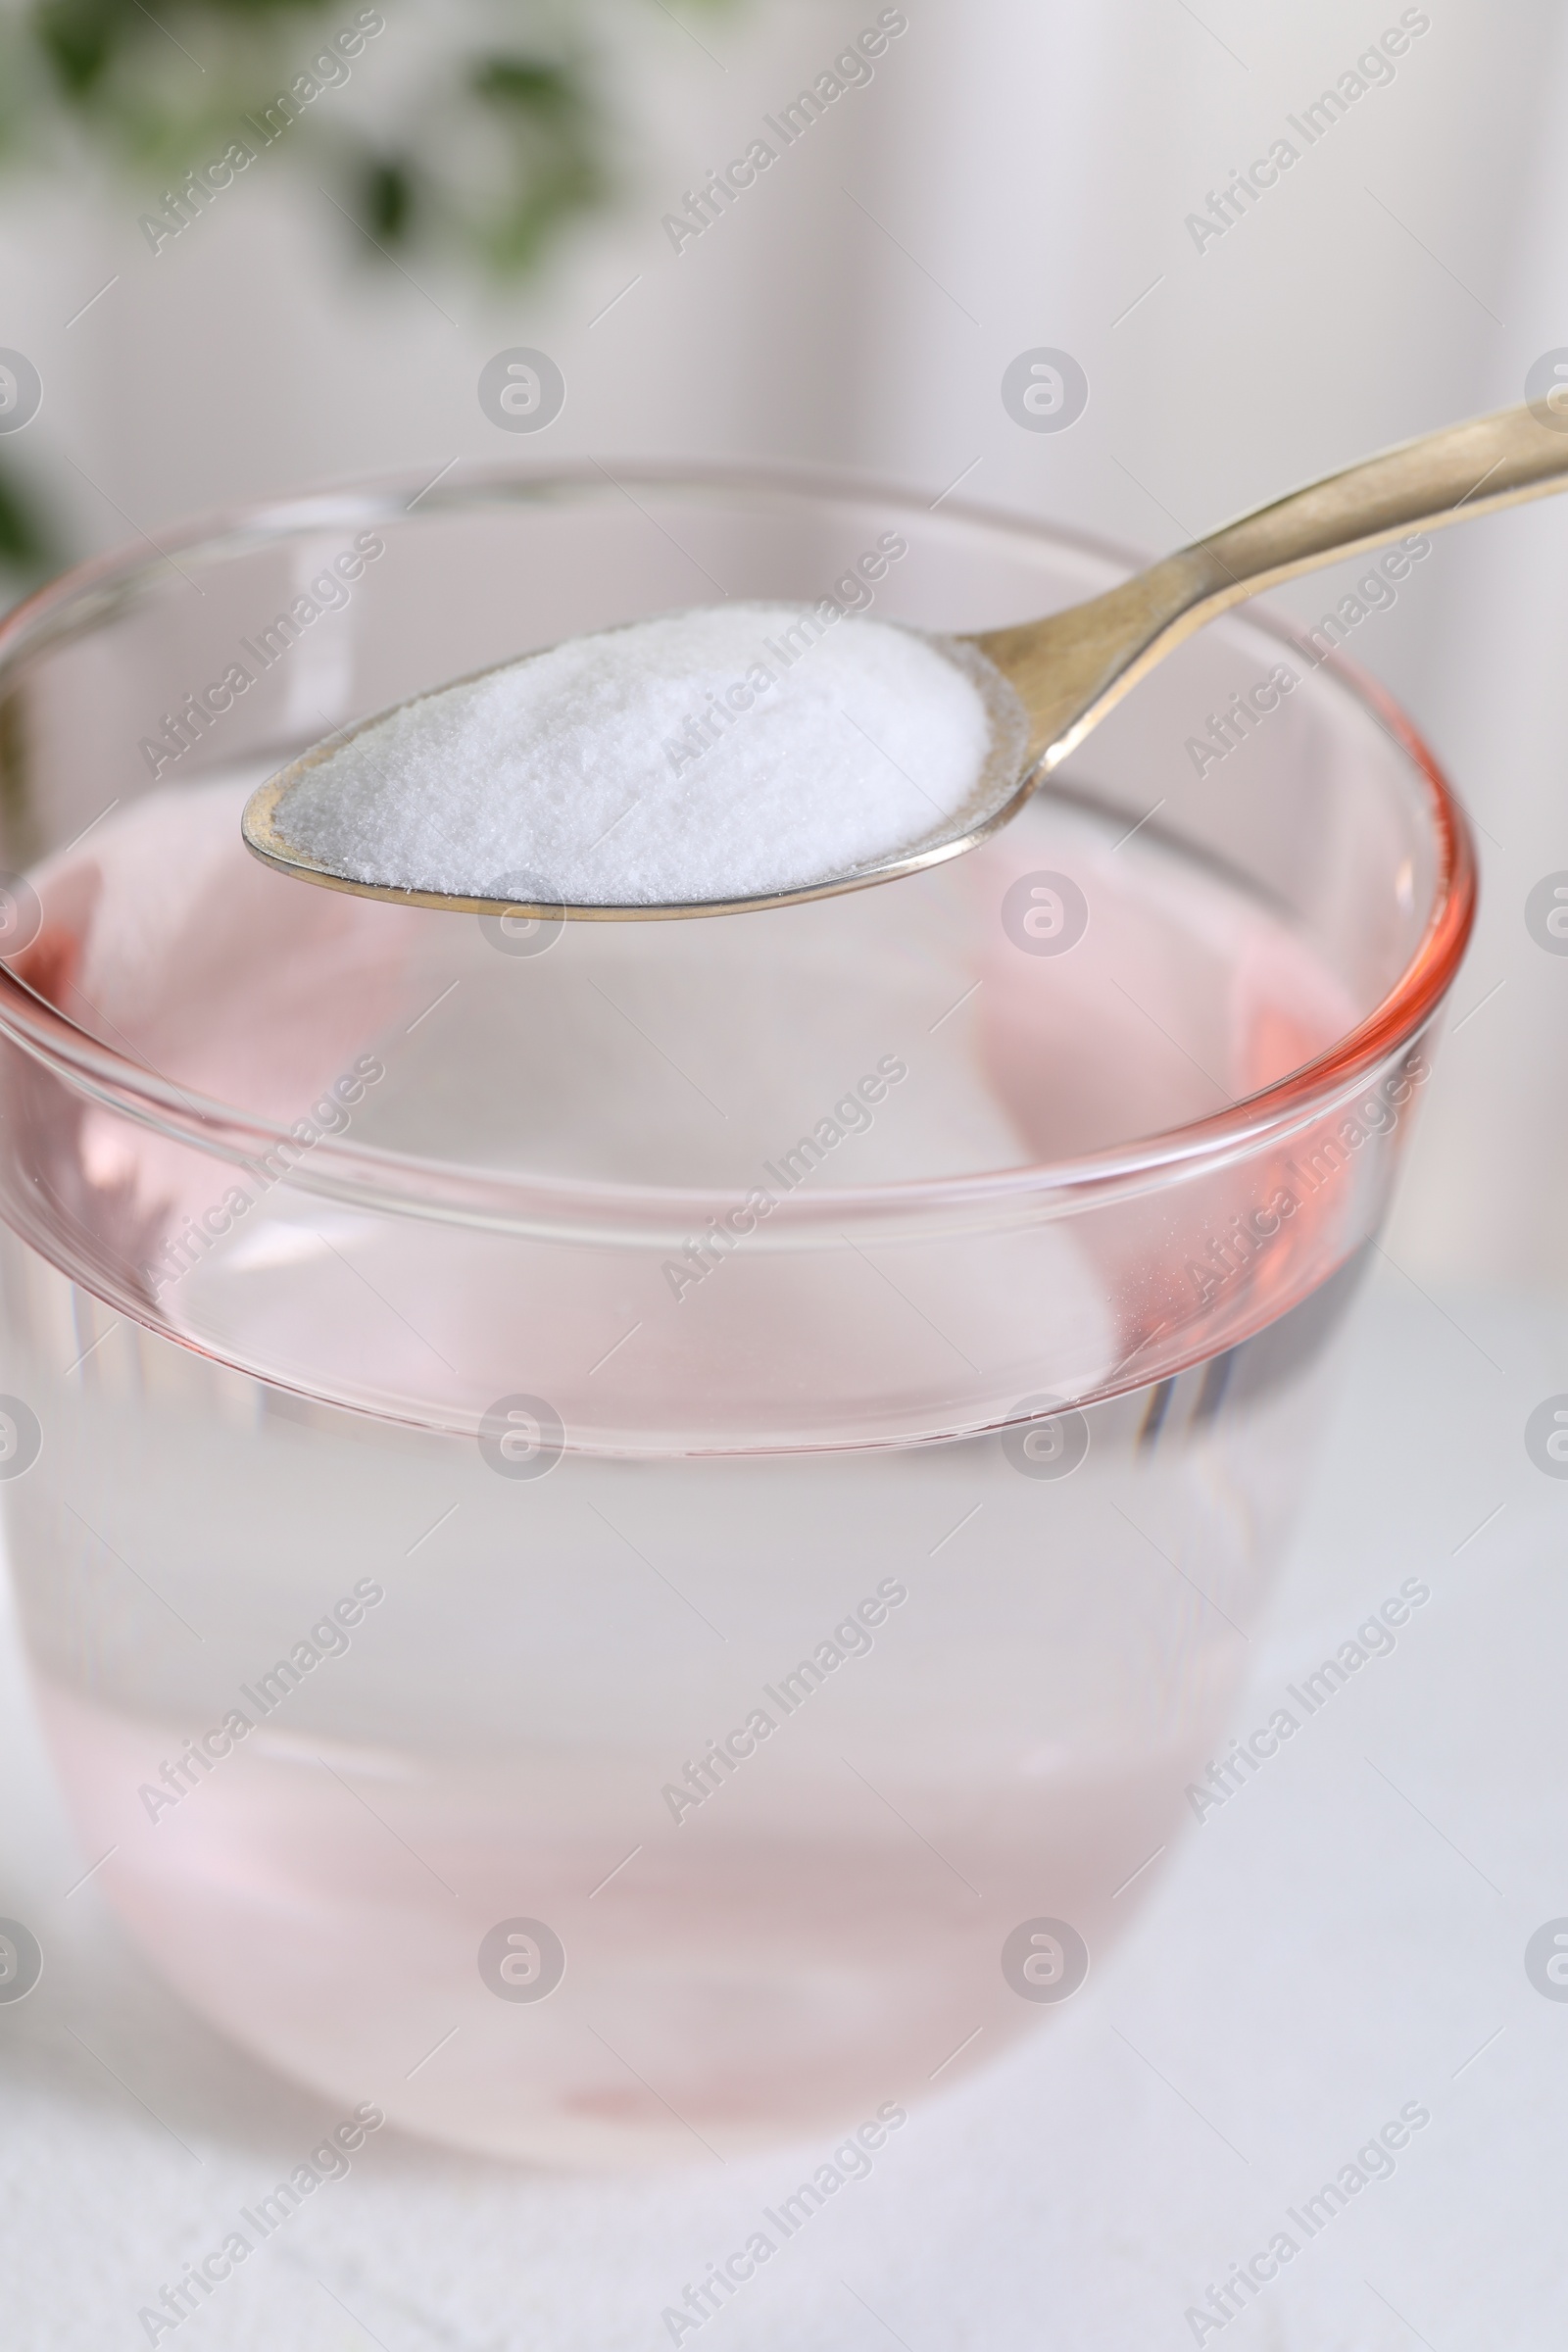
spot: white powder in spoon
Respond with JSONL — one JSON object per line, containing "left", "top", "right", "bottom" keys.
{"left": 277, "top": 602, "right": 1004, "bottom": 906}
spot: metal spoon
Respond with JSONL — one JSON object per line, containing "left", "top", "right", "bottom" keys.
{"left": 243, "top": 401, "right": 1568, "bottom": 920}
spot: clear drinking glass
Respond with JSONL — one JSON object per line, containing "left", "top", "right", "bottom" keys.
{"left": 0, "top": 466, "right": 1472, "bottom": 2166}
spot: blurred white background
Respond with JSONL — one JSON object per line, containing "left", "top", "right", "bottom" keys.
{"left": 3, "top": 0, "right": 1566, "bottom": 1285}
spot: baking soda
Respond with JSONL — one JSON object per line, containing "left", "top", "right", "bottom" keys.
{"left": 277, "top": 602, "right": 1000, "bottom": 905}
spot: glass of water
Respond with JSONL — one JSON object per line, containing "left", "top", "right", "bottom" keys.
{"left": 0, "top": 465, "right": 1473, "bottom": 2162}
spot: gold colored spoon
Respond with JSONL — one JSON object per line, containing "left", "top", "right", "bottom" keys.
{"left": 243, "top": 401, "right": 1568, "bottom": 920}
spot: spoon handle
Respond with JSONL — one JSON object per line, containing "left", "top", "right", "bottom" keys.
{"left": 1196, "top": 399, "right": 1568, "bottom": 597}
{"left": 976, "top": 401, "right": 1568, "bottom": 770}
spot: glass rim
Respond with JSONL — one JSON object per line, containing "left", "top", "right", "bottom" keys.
{"left": 0, "top": 459, "right": 1477, "bottom": 1238}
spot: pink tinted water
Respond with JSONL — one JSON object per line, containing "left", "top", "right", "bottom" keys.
{"left": 5, "top": 777, "right": 1363, "bottom": 2163}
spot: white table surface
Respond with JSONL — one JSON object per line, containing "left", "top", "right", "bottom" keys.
{"left": 3, "top": 1264, "right": 1564, "bottom": 2351}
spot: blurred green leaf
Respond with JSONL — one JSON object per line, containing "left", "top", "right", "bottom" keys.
{"left": 0, "top": 0, "right": 746, "bottom": 574}
{"left": 0, "top": 462, "right": 57, "bottom": 575}
{"left": 0, "top": 1, "right": 742, "bottom": 277}
{"left": 357, "top": 150, "right": 414, "bottom": 242}
{"left": 32, "top": 0, "right": 118, "bottom": 98}
{"left": 470, "top": 56, "right": 579, "bottom": 115}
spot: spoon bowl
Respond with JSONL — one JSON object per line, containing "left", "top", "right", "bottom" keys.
{"left": 242, "top": 401, "right": 1568, "bottom": 919}
{"left": 239, "top": 620, "right": 1034, "bottom": 920}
